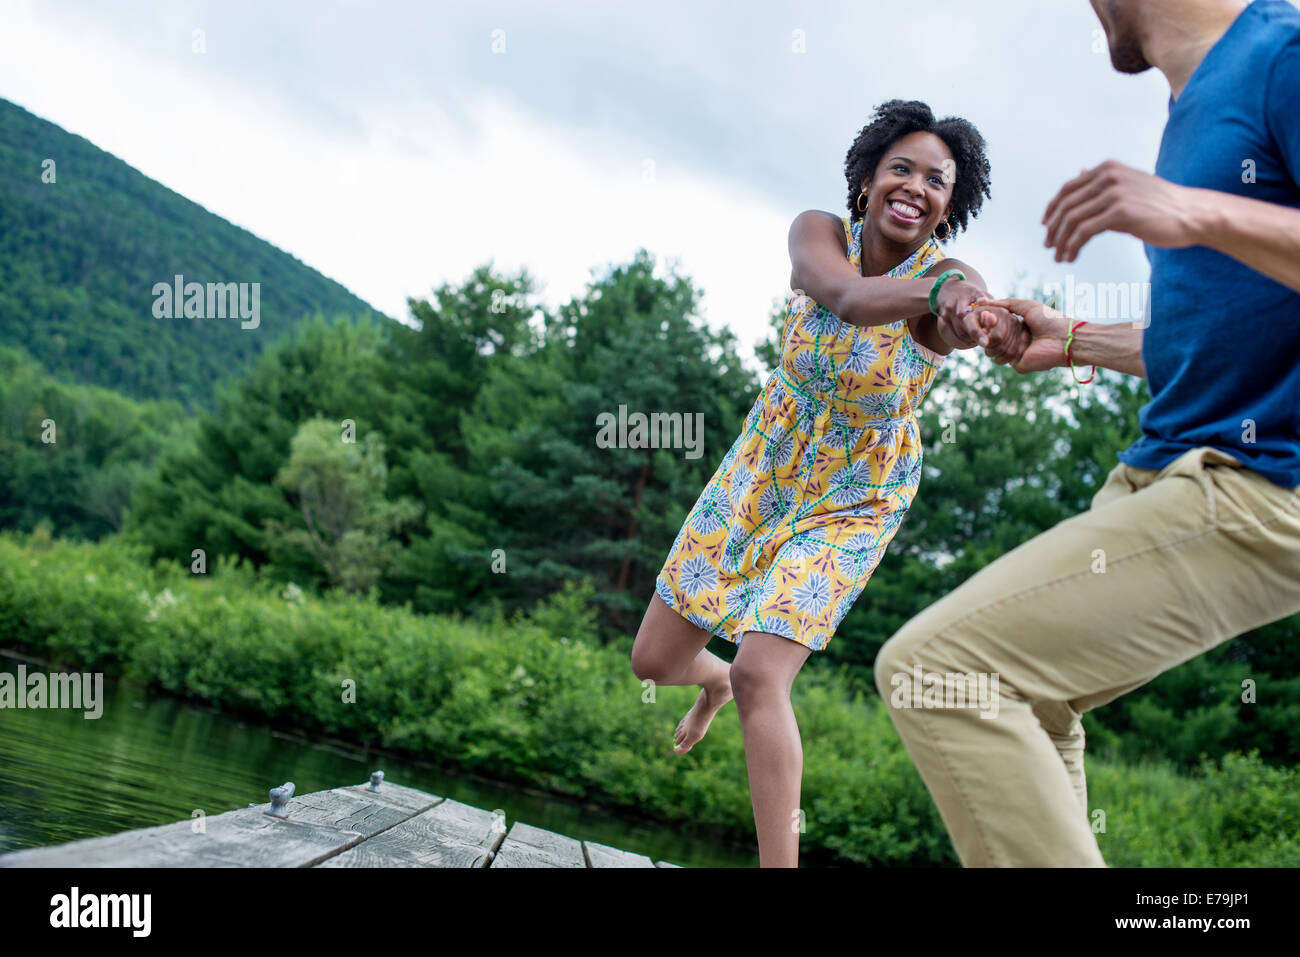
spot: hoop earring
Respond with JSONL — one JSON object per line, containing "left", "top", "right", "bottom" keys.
{"left": 934, "top": 219, "right": 952, "bottom": 241}
{"left": 856, "top": 191, "right": 869, "bottom": 214}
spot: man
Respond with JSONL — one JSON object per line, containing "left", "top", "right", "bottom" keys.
{"left": 876, "top": 0, "right": 1300, "bottom": 867}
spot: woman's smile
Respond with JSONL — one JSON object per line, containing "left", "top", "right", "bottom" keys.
{"left": 886, "top": 198, "right": 926, "bottom": 225}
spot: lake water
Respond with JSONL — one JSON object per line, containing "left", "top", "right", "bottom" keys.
{"left": 0, "top": 654, "right": 756, "bottom": 867}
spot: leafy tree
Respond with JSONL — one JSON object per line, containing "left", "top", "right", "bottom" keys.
{"left": 378, "top": 265, "right": 543, "bottom": 612}
{"left": 266, "top": 417, "right": 420, "bottom": 594}
{"left": 452, "top": 250, "right": 760, "bottom": 634}
{"left": 123, "top": 315, "right": 392, "bottom": 577}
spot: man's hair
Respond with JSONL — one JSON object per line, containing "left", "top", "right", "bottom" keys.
{"left": 844, "top": 99, "right": 992, "bottom": 235}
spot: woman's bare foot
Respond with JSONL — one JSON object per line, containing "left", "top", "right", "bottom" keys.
{"left": 673, "top": 678, "right": 733, "bottom": 754}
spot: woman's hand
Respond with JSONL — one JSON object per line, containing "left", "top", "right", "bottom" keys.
{"left": 933, "top": 277, "right": 1028, "bottom": 358}
{"left": 934, "top": 279, "right": 992, "bottom": 348}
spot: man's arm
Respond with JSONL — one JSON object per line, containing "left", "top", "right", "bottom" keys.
{"left": 1046, "top": 40, "right": 1300, "bottom": 290}
{"left": 1178, "top": 36, "right": 1300, "bottom": 293}
{"left": 990, "top": 298, "right": 1146, "bottom": 378}
{"left": 1042, "top": 161, "right": 1300, "bottom": 295}
{"left": 1065, "top": 321, "right": 1146, "bottom": 378}
{"left": 1182, "top": 190, "right": 1300, "bottom": 294}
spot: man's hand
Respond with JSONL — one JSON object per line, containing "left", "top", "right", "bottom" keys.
{"left": 1043, "top": 160, "right": 1200, "bottom": 262}
{"left": 979, "top": 304, "right": 1031, "bottom": 365}
{"left": 985, "top": 298, "right": 1070, "bottom": 373}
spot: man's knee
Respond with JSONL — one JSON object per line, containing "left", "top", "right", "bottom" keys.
{"left": 875, "top": 607, "right": 951, "bottom": 704}
{"left": 875, "top": 589, "right": 1014, "bottom": 707}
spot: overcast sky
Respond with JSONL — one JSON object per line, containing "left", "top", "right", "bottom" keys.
{"left": 3, "top": 0, "right": 1247, "bottom": 364}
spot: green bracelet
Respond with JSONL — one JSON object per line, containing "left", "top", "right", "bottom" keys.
{"left": 928, "top": 269, "right": 966, "bottom": 315}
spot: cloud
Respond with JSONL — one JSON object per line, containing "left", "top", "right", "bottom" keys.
{"left": 0, "top": 0, "right": 1207, "bottom": 361}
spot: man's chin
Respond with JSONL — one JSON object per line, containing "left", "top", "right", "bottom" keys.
{"left": 1112, "top": 57, "right": 1154, "bottom": 74}
{"left": 1110, "top": 42, "right": 1152, "bottom": 74}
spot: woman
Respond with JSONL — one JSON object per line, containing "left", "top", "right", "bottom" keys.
{"left": 629, "top": 100, "right": 1024, "bottom": 866}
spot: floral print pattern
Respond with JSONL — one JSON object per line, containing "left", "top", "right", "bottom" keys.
{"left": 656, "top": 216, "right": 946, "bottom": 650}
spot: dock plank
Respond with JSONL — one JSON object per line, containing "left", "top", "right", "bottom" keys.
{"left": 319, "top": 799, "right": 506, "bottom": 868}
{"left": 247, "top": 786, "right": 433, "bottom": 836}
{"left": 583, "top": 840, "right": 656, "bottom": 868}
{"left": 336, "top": 781, "right": 439, "bottom": 814}
{"left": 0, "top": 777, "right": 689, "bottom": 868}
{"left": 0, "top": 808, "right": 362, "bottom": 868}
{"left": 0, "top": 780, "right": 438, "bottom": 868}
{"left": 490, "top": 821, "right": 586, "bottom": 868}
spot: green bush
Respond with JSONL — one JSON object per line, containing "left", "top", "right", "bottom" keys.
{"left": 1, "top": 530, "right": 1293, "bottom": 866}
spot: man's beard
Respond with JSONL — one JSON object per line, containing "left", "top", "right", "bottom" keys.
{"left": 1100, "top": 0, "right": 1153, "bottom": 74}
{"left": 1110, "top": 34, "right": 1153, "bottom": 74}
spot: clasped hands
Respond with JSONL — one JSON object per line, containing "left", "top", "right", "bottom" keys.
{"left": 934, "top": 284, "right": 1074, "bottom": 373}
{"left": 930, "top": 159, "right": 1199, "bottom": 373}
{"left": 933, "top": 279, "right": 1038, "bottom": 368}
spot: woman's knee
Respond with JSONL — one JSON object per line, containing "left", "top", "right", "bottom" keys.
{"left": 629, "top": 595, "right": 696, "bottom": 683}
{"left": 728, "top": 649, "right": 794, "bottom": 707}
{"left": 728, "top": 655, "right": 764, "bottom": 706}
{"left": 629, "top": 643, "right": 675, "bottom": 684}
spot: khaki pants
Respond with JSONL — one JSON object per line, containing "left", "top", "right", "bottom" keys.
{"left": 875, "top": 447, "right": 1300, "bottom": 866}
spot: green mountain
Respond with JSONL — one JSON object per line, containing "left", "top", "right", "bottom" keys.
{"left": 0, "top": 97, "right": 389, "bottom": 408}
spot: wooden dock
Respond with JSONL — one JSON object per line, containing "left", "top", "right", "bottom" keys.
{"left": 0, "top": 773, "right": 682, "bottom": 868}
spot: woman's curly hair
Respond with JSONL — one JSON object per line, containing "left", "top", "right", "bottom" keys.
{"left": 844, "top": 99, "right": 991, "bottom": 235}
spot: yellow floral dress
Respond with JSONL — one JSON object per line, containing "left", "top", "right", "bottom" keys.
{"left": 655, "top": 215, "right": 946, "bottom": 651}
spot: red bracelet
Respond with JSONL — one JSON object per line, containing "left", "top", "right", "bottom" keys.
{"left": 1065, "top": 320, "right": 1096, "bottom": 385}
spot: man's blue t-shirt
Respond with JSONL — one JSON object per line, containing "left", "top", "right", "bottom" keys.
{"left": 1119, "top": 0, "right": 1300, "bottom": 489}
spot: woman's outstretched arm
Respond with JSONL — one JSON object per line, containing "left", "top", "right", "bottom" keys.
{"left": 787, "top": 209, "right": 933, "bottom": 325}
{"left": 787, "top": 210, "right": 1021, "bottom": 359}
